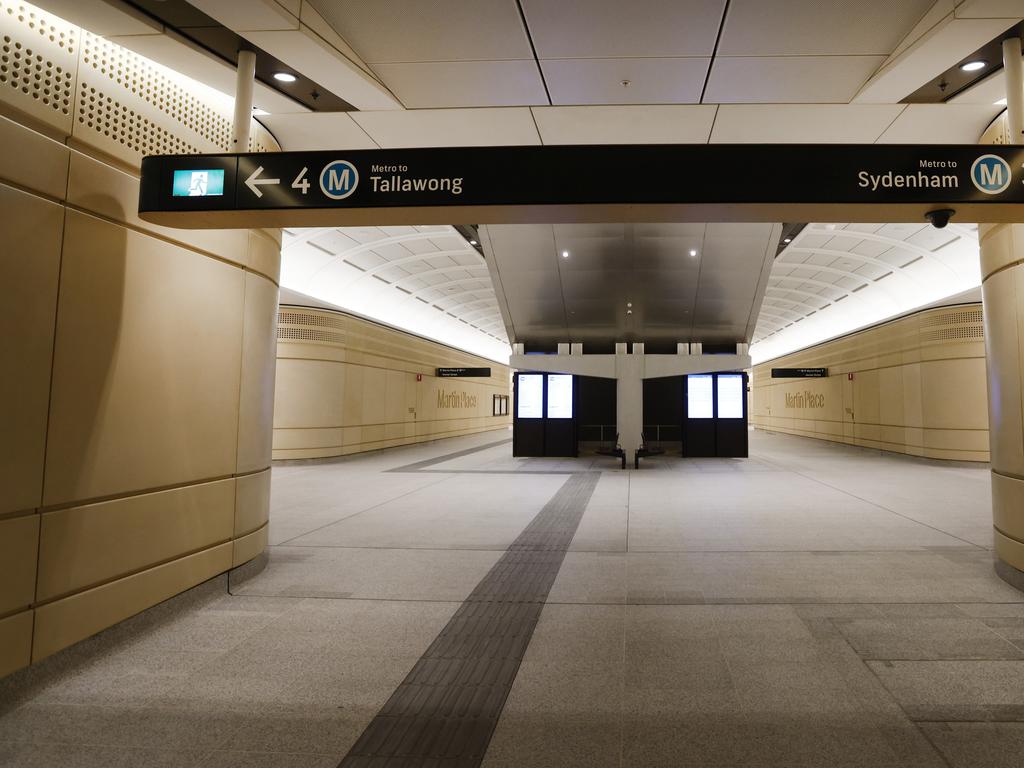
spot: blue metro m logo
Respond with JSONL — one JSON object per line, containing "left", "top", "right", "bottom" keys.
{"left": 971, "top": 154, "right": 1012, "bottom": 195}
{"left": 319, "top": 160, "right": 360, "bottom": 200}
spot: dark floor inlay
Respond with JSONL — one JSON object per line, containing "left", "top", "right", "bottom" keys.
{"left": 337, "top": 471, "right": 601, "bottom": 767}
{"left": 387, "top": 438, "right": 513, "bottom": 473}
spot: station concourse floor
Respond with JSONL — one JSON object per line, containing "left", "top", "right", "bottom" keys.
{"left": 3, "top": 429, "right": 1024, "bottom": 767}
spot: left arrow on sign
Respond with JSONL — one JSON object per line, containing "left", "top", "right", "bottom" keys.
{"left": 244, "top": 166, "right": 280, "bottom": 198}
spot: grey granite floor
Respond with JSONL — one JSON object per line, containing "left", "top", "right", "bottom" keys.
{"left": 2, "top": 428, "right": 1022, "bottom": 767}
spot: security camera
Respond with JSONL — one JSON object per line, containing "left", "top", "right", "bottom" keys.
{"left": 925, "top": 209, "right": 955, "bottom": 229}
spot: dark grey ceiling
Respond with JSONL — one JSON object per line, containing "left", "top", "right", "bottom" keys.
{"left": 481, "top": 222, "right": 781, "bottom": 346}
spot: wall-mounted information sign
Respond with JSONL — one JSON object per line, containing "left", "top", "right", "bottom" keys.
{"left": 771, "top": 368, "right": 828, "bottom": 378}
{"left": 717, "top": 374, "right": 745, "bottom": 419}
{"left": 687, "top": 375, "right": 714, "bottom": 419}
{"left": 517, "top": 374, "right": 543, "bottom": 419}
{"left": 437, "top": 367, "right": 491, "bottom": 377}
{"left": 546, "top": 374, "right": 574, "bottom": 419}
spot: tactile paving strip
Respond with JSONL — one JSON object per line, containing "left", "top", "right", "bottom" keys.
{"left": 337, "top": 471, "right": 601, "bottom": 767}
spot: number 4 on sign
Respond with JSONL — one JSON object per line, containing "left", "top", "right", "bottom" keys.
{"left": 292, "top": 167, "right": 310, "bottom": 194}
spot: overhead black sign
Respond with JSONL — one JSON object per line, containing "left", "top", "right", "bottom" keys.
{"left": 771, "top": 368, "right": 829, "bottom": 378}
{"left": 437, "top": 367, "right": 491, "bottom": 378}
{"left": 138, "top": 145, "right": 1024, "bottom": 227}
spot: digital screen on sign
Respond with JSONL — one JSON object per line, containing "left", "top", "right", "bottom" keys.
{"left": 687, "top": 375, "right": 714, "bottom": 419}
{"left": 717, "top": 374, "right": 744, "bottom": 419}
{"left": 517, "top": 374, "right": 543, "bottom": 419}
{"left": 546, "top": 374, "right": 573, "bottom": 419}
{"left": 172, "top": 169, "right": 225, "bottom": 197}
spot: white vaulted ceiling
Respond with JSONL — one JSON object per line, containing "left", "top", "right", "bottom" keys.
{"left": 750, "top": 222, "right": 982, "bottom": 364}
{"left": 279, "top": 225, "right": 511, "bottom": 362}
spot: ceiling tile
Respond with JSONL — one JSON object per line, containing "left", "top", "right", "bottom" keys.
{"left": 259, "top": 113, "right": 380, "bottom": 151}
{"left": 718, "top": 0, "right": 935, "bottom": 56}
{"left": 370, "top": 60, "right": 548, "bottom": 108}
{"left": 705, "top": 56, "right": 887, "bottom": 103}
{"left": 541, "top": 57, "right": 709, "bottom": 105}
{"left": 710, "top": 104, "right": 905, "bottom": 142}
{"left": 875, "top": 103, "right": 1002, "bottom": 143}
{"left": 306, "top": 0, "right": 533, "bottom": 63}
{"left": 352, "top": 108, "right": 541, "bottom": 147}
{"left": 522, "top": 0, "right": 726, "bottom": 57}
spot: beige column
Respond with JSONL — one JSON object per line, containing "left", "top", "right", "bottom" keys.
{"left": 980, "top": 224, "right": 1024, "bottom": 586}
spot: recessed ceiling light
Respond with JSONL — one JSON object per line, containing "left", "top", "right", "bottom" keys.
{"left": 689, "top": 249, "right": 698, "bottom": 257}
{"left": 561, "top": 250, "right": 569, "bottom": 258}
{"left": 469, "top": 239, "right": 478, "bottom": 245}
{"left": 273, "top": 72, "right": 297, "bottom": 83}
{"left": 960, "top": 60, "right": 987, "bottom": 72}
{"left": 783, "top": 237, "right": 792, "bottom": 243}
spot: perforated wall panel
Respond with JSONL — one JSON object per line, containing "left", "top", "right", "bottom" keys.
{"left": 0, "top": 1, "right": 78, "bottom": 134}
{"left": 0, "top": 2, "right": 279, "bottom": 166}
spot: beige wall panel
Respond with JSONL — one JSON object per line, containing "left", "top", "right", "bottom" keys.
{"left": 0, "top": 115, "right": 69, "bottom": 198}
{"left": 342, "top": 365, "right": 366, "bottom": 425}
{"left": 235, "top": 469, "right": 270, "bottom": 537}
{"left": 274, "top": 306, "right": 511, "bottom": 459}
{"left": 361, "top": 367, "right": 388, "bottom": 425}
{"left": 273, "top": 359, "right": 345, "bottom": 429}
{"left": 232, "top": 523, "right": 268, "bottom": 568}
{"left": 237, "top": 273, "right": 279, "bottom": 474}
{"left": 982, "top": 270, "right": 1024, "bottom": 475}
{"left": 921, "top": 428, "right": 990, "bottom": 452}
{"left": 0, "top": 515, "right": 39, "bottom": 615}
{"left": 44, "top": 212, "right": 245, "bottom": 505}
{"left": 247, "top": 230, "right": 282, "bottom": 284}
{"left": 920, "top": 358, "right": 989, "bottom": 431}
{"left": 0, "top": 611, "right": 33, "bottom": 679}
{"left": 754, "top": 303, "right": 988, "bottom": 462}
{"left": 65, "top": 151, "right": 250, "bottom": 265}
{"left": 385, "top": 369, "right": 408, "bottom": 424}
{"left": 33, "top": 542, "right": 232, "bottom": 662}
{"left": 273, "top": 427, "right": 344, "bottom": 451}
{"left": 0, "top": 184, "right": 64, "bottom": 515}
{"left": 853, "top": 369, "right": 881, "bottom": 426}
{"left": 36, "top": 479, "right": 234, "bottom": 602}
{"left": 877, "top": 367, "right": 905, "bottom": 426}
{"left": 902, "top": 363, "right": 924, "bottom": 429}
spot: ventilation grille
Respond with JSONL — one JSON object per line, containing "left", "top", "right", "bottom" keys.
{"left": 920, "top": 309, "right": 983, "bottom": 327}
{"left": 277, "top": 327, "right": 345, "bottom": 345}
{"left": 81, "top": 31, "right": 231, "bottom": 150}
{"left": 920, "top": 325, "right": 984, "bottom": 342}
{"left": 77, "top": 82, "right": 196, "bottom": 156}
{"left": 278, "top": 311, "right": 347, "bottom": 331}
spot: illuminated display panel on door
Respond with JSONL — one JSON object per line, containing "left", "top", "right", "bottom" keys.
{"left": 688, "top": 375, "right": 713, "bottom": 419}
{"left": 546, "top": 375, "right": 573, "bottom": 419}
{"left": 517, "top": 374, "right": 543, "bottom": 418}
{"left": 717, "top": 374, "right": 744, "bottom": 419}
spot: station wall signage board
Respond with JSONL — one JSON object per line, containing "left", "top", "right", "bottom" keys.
{"left": 771, "top": 368, "right": 829, "bottom": 378}
{"left": 437, "top": 367, "right": 491, "bottom": 377}
{"left": 138, "top": 145, "right": 1024, "bottom": 228}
